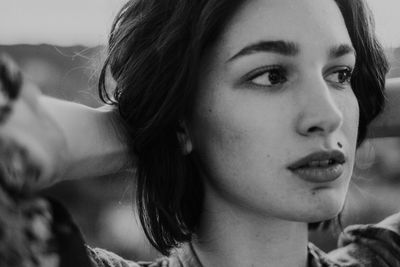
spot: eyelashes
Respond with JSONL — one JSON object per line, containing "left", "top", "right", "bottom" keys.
{"left": 325, "top": 67, "right": 353, "bottom": 87}
{"left": 243, "top": 65, "right": 288, "bottom": 88}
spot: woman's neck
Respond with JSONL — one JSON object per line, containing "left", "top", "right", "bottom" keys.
{"left": 192, "top": 187, "right": 309, "bottom": 267}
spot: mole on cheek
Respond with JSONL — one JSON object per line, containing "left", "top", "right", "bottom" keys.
{"left": 226, "top": 130, "right": 244, "bottom": 146}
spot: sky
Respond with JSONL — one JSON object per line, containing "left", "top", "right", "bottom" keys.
{"left": 0, "top": 0, "right": 399, "bottom": 47}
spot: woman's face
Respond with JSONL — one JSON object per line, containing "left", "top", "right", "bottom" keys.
{"left": 188, "top": 0, "right": 359, "bottom": 222}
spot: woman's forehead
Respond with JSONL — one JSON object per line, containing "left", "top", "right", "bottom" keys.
{"left": 214, "top": 0, "right": 352, "bottom": 62}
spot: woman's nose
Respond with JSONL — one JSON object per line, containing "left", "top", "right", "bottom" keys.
{"left": 295, "top": 79, "right": 343, "bottom": 137}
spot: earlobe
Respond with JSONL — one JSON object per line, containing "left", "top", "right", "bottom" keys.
{"left": 177, "top": 120, "right": 193, "bottom": 155}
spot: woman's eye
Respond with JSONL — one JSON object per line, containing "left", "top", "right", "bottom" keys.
{"left": 325, "top": 67, "right": 353, "bottom": 85}
{"left": 248, "top": 67, "right": 287, "bottom": 87}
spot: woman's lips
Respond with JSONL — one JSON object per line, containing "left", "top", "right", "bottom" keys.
{"left": 287, "top": 150, "right": 346, "bottom": 183}
{"left": 289, "top": 163, "right": 344, "bottom": 183}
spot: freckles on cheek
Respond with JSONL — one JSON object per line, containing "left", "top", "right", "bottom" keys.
{"left": 207, "top": 114, "right": 247, "bottom": 154}
{"left": 192, "top": 97, "right": 243, "bottom": 149}
{"left": 191, "top": 104, "right": 257, "bottom": 177}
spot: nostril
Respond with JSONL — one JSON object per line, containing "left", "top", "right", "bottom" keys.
{"left": 308, "top": 126, "right": 322, "bottom": 133}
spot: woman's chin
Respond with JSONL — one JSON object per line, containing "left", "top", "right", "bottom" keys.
{"left": 288, "top": 192, "right": 346, "bottom": 223}
{"left": 305, "top": 198, "right": 344, "bottom": 223}
{"left": 307, "top": 208, "right": 341, "bottom": 223}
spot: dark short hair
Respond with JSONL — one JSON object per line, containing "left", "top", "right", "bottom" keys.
{"left": 98, "top": 0, "right": 388, "bottom": 255}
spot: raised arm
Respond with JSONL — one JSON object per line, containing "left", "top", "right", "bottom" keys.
{"left": 368, "top": 77, "right": 400, "bottom": 138}
{"left": 41, "top": 95, "right": 130, "bottom": 182}
{"left": 0, "top": 76, "right": 130, "bottom": 187}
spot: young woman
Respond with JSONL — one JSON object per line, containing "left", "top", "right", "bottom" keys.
{"left": 2, "top": 0, "right": 400, "bottom": 266}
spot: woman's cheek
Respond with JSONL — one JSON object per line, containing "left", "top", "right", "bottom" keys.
{"left": 340, "top": 91, "right": 359, "bottom": 165}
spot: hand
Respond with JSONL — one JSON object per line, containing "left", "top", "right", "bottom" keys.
{"left": 0, "top": 56, "right": 69, "bottom": 188}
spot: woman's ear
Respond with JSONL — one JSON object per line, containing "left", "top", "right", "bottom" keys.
{"left": 176, "top": 120, "right": 193, "bottom": 155}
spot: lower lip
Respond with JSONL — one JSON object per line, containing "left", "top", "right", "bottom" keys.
{"left": 289, "top": 164, "right": 344, "bottom": 183}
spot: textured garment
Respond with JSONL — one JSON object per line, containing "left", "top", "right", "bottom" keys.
{"left": 88, "top": 213, "right": 400, "bottom": 267}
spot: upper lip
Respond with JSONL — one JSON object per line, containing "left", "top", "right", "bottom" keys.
{"left": 287, "top": 150, "right": 346, "bottom": 170}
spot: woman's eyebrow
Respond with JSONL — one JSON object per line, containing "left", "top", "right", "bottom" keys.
{"left": 226, "top": 40, "right": 299, "bottom": 63}
{"left": 329, "top": 44, "right": 355, "bottom": 59}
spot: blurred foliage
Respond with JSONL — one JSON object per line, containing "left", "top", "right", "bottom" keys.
{"left": 0, "top": 44, "right": 399, "bottom": 258}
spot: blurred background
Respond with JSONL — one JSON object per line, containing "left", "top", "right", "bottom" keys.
{"left": 1, "top": 0, "right": 400, "bottom": 262}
